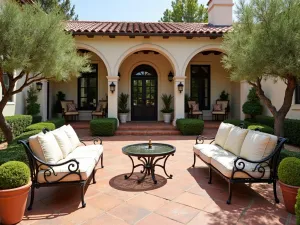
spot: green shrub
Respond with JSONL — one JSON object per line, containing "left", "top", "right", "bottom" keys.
{"left": 278, "top": 157, "right": 300, "bottom": 186}
{"left": 280, "top": 149, "right": 300, "bottom": 162}
{"left": 295, "top": 189, "right": 300, "bottom": 225}
{"left": 47, "top": 118, "right": 65, "bottom": 129}
{"left": 176, "top": 119, "right": 204, "bottom": 135}
{"left": 0, "top": 115, "right": 32, "bottom": 142}
{"left": 255, "top": 115, "right": 300, "bottom": 146}
{"left": 247, "top": 124, "right": 274, "bottom": 134}
{"left": 90, "top": 118, "right": 118, "bottom": 136}
{"left": 242, "top": 88, "right": 263, "bottom": 119}
{"left": 26, "top": 86, "right": 40, "bottom": 116}
{"left": 223, "top": 119, "right": 250, "bottom": 128}
{"left": 0, "top": 161, "right": 30, "bottom": 190}
{"left": 0, "top": 143, "right": 28, "bottom": 166}
{"left": 32, "top": 115, "right": 42, "bottom": 124}
{"left": 25, "top": 122, "right": 55, "bottom": 132}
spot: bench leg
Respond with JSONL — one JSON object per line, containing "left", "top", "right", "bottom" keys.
{"left": 27, "top": 184, "right": 35, "bottom": 210}
{"left": 80, "top": 182, "right": 86, "bottom": 208}
{"left": 192, "top": 153, "right": 196, "bottom": 167}
{"left": 208, "top": 167, "right": 212, "bottom": 184}
{"left": 226, "top": 181, "right": 232, "bottom": 204}
{"left": 92, "top": 169, "right": 96, "bottom": 184}
{"left": 273, "top": 180, "right": 280, "bottom": 203}
{"left": 101, "top": 154, "right": 104, "bottom": 168}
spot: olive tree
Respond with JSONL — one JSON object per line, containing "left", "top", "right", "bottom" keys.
{"left": 222, "top": 0, "right": 300, "bottom": 137}
{"left": 0, "top": 1, "right": 89, "bottom": 143}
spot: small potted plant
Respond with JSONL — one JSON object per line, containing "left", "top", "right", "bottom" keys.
{"left": 118, "top": 93, "right": 130, "bottom": 123}
{"left": 219, "top": 90, "right": 229, "bottom": 101}
{"left": 161, "top": 94, "right": 174, "bottom": 123}
{"left": 0, "top": 161, "right": 31, "bottom": 224}
{"left": 278, "top": 157, "right": 300, "bottom": 214}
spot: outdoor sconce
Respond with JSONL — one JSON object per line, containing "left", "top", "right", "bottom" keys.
{"left": 36, "top": 82, "right": 43, "bottom": 92}
{"left": 178, "top": 82, "right": 184, "bottom": 93}
{"left": 110, "top": 82, "right": 116, "bottom": 93}
{"left": 168, "top": 71, "right": 174, "bottom": 82}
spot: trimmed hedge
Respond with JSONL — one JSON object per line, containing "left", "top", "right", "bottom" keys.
{"left": 25, "top": 118, "right": 65, "bottom": 132}
{"left": 278, "top": 157, "right": 300, "bottom": 186}
{"left": 0, "top": 115, "right": 32, "bottom": 142}
{"left": 47, "top": 118, "right": 65, "bottom": 129}
{"left": 280, "top": 149, "right": 300, "bottom": 162}
{"left": 0, "top": 161, "right": 30, "bottom": 190}
{"left": 176, "top": 119, "right": 204, "bottom": 135}
{"left": 90, "top": 118, "right": 118, "bottom": 136}
{"left": 32, "top": 115, "right": 42, "bottom": 124}
{"left": 224, "top": 119, "right": 274, "bottom": 134}
{"left": 255, "top": 115, "right": 300, "bottom": 146}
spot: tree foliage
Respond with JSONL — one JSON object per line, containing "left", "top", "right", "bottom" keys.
{"left": 222, "top": 0, "right": 300, "bottom": 136}
{"left": 0, "top": 1, "right": 89, "bottom": 143}
{"left": 37, "top": 0, "right": 78, "bottom": 20}
{"left": 160, "top": 0, "right": 208, "bottom": 22}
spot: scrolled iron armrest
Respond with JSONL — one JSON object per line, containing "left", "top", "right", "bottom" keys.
{"left": 80, "top": 137, "right": 103, "bottom": 146}
{"left": 195, "top": 135, "right": 215, "bottom": 144}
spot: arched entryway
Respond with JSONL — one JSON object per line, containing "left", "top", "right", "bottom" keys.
{"left": 131, "top": 64, "right": 158, "bottom": 121}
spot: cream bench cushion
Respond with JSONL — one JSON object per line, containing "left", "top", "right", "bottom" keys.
{"left": 52, "top": 129, "right": 73, "bottom": 158}
{"left": 224, "top": 126, "right": 248, "bottom": 156}
{"left": 61, "top": 125, "right": 81, "bottom": 150}
{"left": 214, "top": 123, "right": 234, "bottom": 148}
{"left": 193, "top": 144, "right": 227, "bottom": 164}
{"left": 37, "top": 158, "right": 95, "bottom": 183}
{"left": 66, "top": 144, "right": 103, "bottom": 164}
{"left": 211, "top": 153, "right": 270, "bottom": 179}
{"left": 29, "top": 131, "right": 46, "bottom": 162}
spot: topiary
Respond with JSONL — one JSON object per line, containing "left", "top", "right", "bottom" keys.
{"left": 176, "top": 119, "right": 204, "bottom": 135}
{"left": 242, "top": 87, "right": 263, "bottom": 119}
{"left": 247, "top": 124, "right": 274, "bottom": 134}
{"left": 278, "top": 157, "right": 300, "bottom": 186}
{"left": 219, "top": 90, "right": 229, "bottom": 101}
{"left": 0, "top": 161, "right": 30, "bottom": 190}
{"left": 26, "top": 86, "right": 40, "bottom": 116}
{"left": 295, "top": 189, "right": 300, "bottom": 225}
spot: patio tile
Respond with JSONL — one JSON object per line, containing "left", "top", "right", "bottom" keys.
{"left": 107, "top": 202, "right": 151, "bottom": 224}
{"left": 187, "top": 211, "right": 237, "bottom": 225}
{"left": 105, "top": 188, "right": 141, "bottom": 201}
{"left": 87, "top": 193, "right": 123, "bottom": 211}
{"left": 174, "top": 192, "right": 213, "bottom": 210}
{"left": 155, "top": 201, "right": 199, "bottom": 224}
{"left": 146, "top": 184, "right": 185, "bottom": 200}
{"left": 83, "top": 213, "right": 130, "bottom": 225}
{"left": 127, "top": 193, "right": 168, "bottom": 211}
{"left": 238, "top": 209, "right": 287, "bottom": 225}
{"left": 136, "top": 213, "right": 183, "bottom": 225}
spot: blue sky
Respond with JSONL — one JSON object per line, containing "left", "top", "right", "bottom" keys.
{"left": 70, "top": 0, "right": 210, "bottom": 21}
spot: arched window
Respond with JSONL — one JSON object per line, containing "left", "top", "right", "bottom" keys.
{"left": 132, "top": 64, "right": 157, "bottom": 77}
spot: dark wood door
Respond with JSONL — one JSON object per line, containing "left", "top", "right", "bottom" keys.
{"left": 131, "top": 65, "right": 157, "bottom": 121}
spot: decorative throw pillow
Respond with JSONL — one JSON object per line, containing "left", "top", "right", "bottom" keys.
{"left": 96, "top": 103, "right": 103, "bottom": 112}
{"left": 192, "top": 103, "right": 199, "bottom": 111}
{"left": 52, "top": 129, "right": 73, "bottom": 158}
{"left": 61, "top": 125, "right": 81, "bottom": 150}
{"left": 213, "top": 104, "right": 222, "bottom": 111}
{"left": 67, "top": 103, "right": 77, "bottom": 112}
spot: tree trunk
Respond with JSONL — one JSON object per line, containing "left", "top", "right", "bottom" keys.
{"left": 274, "top": 114, "right": 285, "bottom": 137}
{"left": 0, "top": 112, "right": 13, "bottom": 143}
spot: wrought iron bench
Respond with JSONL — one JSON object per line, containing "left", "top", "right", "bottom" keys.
{"left": 18, "top": 126, "right": 104, "bottom": 210}
{"left": 192, "top": 122, "right": 287, "bottom": 204}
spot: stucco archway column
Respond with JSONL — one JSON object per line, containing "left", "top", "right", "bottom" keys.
{"left": 173, "top": 76, "right": 186, "bottom": 126}
{"left": 106, "top": 76, "right": 119, "bottom": 122}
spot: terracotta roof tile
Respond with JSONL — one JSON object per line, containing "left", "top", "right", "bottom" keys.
{"left": 66, "top": 21, "right": 232, "bottom": 37}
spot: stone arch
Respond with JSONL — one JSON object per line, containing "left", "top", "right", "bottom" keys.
{"left": 114, "top": 43, "right": 179, "bottom": 76}
{"left": 181, "top": 44, "right": 225, "bottom": 75}
{"left": 76, "top": 42, "right": 111, "bottom": 75}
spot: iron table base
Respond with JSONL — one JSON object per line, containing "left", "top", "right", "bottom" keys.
{"left": 124, "top": 154, "right": 174, "bottom": 184}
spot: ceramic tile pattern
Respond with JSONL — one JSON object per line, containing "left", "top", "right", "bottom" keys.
{"left": 21, "top": 131, "right": 293, "bottom": 225}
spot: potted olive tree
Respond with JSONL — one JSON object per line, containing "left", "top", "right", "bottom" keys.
{"left": 161, "top": 94, "right": 173, "bottom": 123}
{"left": 0, "top": 161, "right": 31, "bottom": 224}
{"left": 118, "top": 93, "right": 130, "bottom": 123}
{"left": 278, "top": 157, "right": 300, "bottom": 214}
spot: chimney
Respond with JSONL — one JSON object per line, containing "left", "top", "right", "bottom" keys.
{"left": 208, "top": 0, "right": 233, "bottom": 26}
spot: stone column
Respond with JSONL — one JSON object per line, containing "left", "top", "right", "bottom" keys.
{"left": 106, "top": 76, "right": 119, "bottom": 122}
{"left": 173, "top": 76, "right": 186, "bottom": 126}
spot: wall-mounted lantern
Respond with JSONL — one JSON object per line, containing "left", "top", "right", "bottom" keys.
{"left": 178, "top": 82, "right": 184, "bottom": 93}
{"left": 110, "top": 82, "right": 116, "bottom": 93}
{"left": 36, "top": 82, "right": 43, "bottom": 92}
{"left": 168, "top": 71, "right": 174, "bottom": 82}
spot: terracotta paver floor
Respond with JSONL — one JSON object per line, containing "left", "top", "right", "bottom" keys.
{"left": 21, "top": 134, "right": 294, "bottom": 225}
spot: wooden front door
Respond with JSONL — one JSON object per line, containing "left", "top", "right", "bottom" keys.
{"left": 131, "top": 64, "right": 157, "bottom": 121}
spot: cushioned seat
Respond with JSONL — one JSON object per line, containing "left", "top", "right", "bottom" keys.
{"left": 37, "top": 158, "right": 95, "bottom": 183}
{"left": 212, "top": 111, "right": 226, "bottom": 115}
{"left": 92, "top": 112, "right": 104, "bottom": 115}
{"left": 192, "top": 111, "right": 203, "bottom": 115}
{"left": 65, "top": 112, "right": 79, "bottom": 115}
{"left": 193, "top": 144, "right": 226, "bottom": 164}
{"left": 66, "top": 144, "right": 103, "bottom": 164}
{"left": 211, "top": 154, "right": 270, "bottom": 179}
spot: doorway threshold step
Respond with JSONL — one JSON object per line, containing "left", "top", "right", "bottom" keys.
{"left": 115, "top": 130, "right": 181, "bottom": 136}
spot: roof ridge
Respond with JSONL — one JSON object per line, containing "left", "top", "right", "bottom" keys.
{"left": 67, "top": 20, "right": 211, "bottom": 25}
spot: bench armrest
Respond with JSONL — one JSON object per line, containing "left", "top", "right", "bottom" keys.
{"left": 195, "top": 135, "right": 215, "bottom": 144}
{"left": 80, "top": 137, "right": 103, "bottom": 146}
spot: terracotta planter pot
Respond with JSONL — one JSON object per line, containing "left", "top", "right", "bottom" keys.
{"left": 279, "top": 181, "right": 299, "bottom": 214}
{"left": 0, "top": 181, "right": 31, "bottom": 225}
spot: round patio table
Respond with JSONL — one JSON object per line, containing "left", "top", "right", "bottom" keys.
{"left": 122, "top": 142, "right": 176, "bottom": 184}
